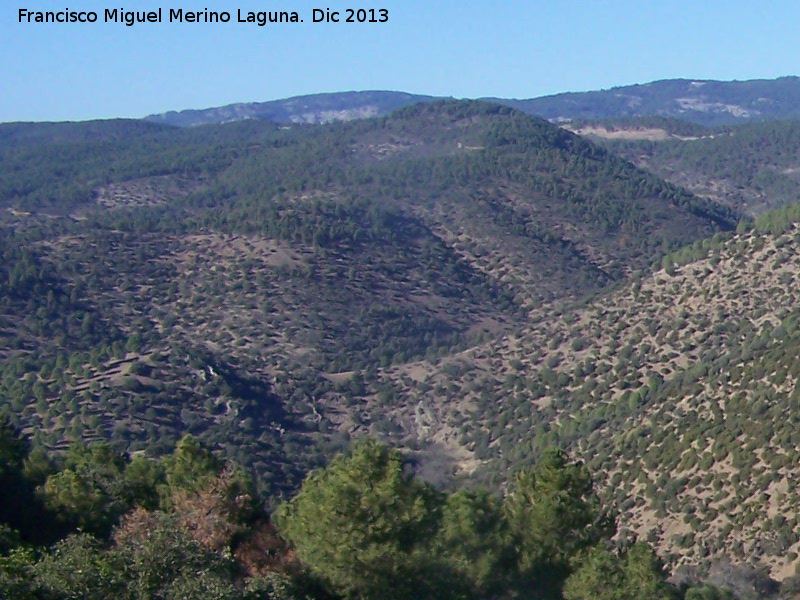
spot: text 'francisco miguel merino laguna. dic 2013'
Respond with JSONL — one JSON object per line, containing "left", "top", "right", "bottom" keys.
{"left": 17, "top": 8, "right": 390, "bottom": 26}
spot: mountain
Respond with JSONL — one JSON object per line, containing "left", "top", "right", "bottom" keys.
{"left": 493, "top": 76, "right": 800, "bottom": 126}
{"left": 145, "top": 90, "right": 441, "bottom": 127}
{"left": 143, "top": 77, "right": 800, "bottom": 129}
{"left": 0, "top": 100, "right": 733, "bottom": 498}
{"left": 376, "top": 215, "right": 800, "bottom": 581}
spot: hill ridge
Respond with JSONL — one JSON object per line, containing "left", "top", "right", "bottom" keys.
{"left": 141, "top": 76, "right": 800, "bottom": 128}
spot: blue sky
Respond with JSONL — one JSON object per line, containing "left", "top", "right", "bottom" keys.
{"left": 3, "top": 0, "right": 800, "bottom": 122}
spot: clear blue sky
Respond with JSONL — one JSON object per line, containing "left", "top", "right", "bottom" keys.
{"left": 3, "top": 0, "right": 800, "bottom": 122}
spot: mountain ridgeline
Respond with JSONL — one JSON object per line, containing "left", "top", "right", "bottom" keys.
{"left": 145, "top": 76, "right": 800, "bottom": 128}
{"left": 495, "top": 76, "right": 800, "bottom": 126}
{"left": 145, "top": 90, "right": 442, "bottom": 127}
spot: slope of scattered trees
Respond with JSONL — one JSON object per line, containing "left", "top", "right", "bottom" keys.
{"left": 0, "top": 100, "right": 736, "bottom": 503}
{"left": 11, "top": 100, "right": 800, "bottom": 592}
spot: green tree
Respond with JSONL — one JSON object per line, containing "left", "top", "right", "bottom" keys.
{"left": 32, "top": 534, "right": 122, "bottom": 600}
{"left": 504, "top": 448, "right": 615, "bottom": 592}
{"left": 0, "top": 546, "right": 39, "bottom": 600}
{"left": 111, "top": 510, "right": 242, "bottom": 600}
{"left": 0, "top": 416, "right": 52, "bottom": 543}
{"left": 0, "top": 416, "right": 33, "bottom": 532}
{"left": 30, "top": 515, "right": 247, "bottom": 600}
{"left": 563, "top": 543, "right": 676, "bottom": 600}
{"left": 276, "top": 438, "right": 443, "bottom": 600}
{"left": 434, "top": 488, "right": 510, "bottom": 594}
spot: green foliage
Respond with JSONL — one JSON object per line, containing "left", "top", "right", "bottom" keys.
{"left": 277, "top": 438, "right": 635, "bottom": 599}
{"left": 245, "top": 573, "right": 313, "bottom": 600}
{"left": 504, "top": 448, "right": 615, "bottom": 579}
{"left": 0, "top": 525, "right": 21, "bottom": 555}
{"left": 276, "top": 438, "right": 443, "bottom": 599}
{"left": 29, "top": 517, "right": 246, "bottom": 600}
{"left": 0, "top": 415, "right": 29, "bottom": 478}
{"left": 0, "top": 417, "right": 55, "bottom": 543}
{"left": 110, "top": 511, "right": 243, "bottom": 600}
{"left": 0, "top": 547, "right": 39, "bottom": 600}
{"left": 161, "top": 434, "right": 222, "bottom": 497}
{"left": 753, "top": 201, "right": 800, "bottom": 235}
{"left": 31, "top": 534, "right": 122, "bottom": 600}
{"left": 435, "top": 488, "right": 510, "bottom": 593}
{"left": 563, "top": 543, "right": 676, "bottom": 600}
{"left": 42, "top": 442, "right": 138, "bottom": 538}
{"left": 123, "top": 455, "right": 166, "bottom": 511}
{"left": 0, "top": 429, "right": 696, "bottom": 600}
{"left": 0, "top": 416, "right": 36, "bottom": 529}
{"left": 0, "top": 435, "right": 286, "bottom": 600}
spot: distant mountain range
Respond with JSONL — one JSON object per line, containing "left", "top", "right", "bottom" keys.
{"left": 494, "top": 76, "right": 800, "bottom": 126}
{"left": 145, "top": 91, "right": 442, "bottom": 127}
{"left": 145, "top": 76, "right": 800, "bottom": 127}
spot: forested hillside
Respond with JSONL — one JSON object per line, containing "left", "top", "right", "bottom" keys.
{"left": 372, "top": 213, "right": 800, "bottom": 582}
{"left": 9, "top": 98, "right": 800, "bottom": 595}
{"left": 0, "top": 100, "right": 734, "bottom": 498}
{"left": 586, "top": 119, "right": 800, "bottom": 216}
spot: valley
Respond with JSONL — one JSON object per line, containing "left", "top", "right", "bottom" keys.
{"left": 7, "top": 82, "right": 800, "bottom": 596}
